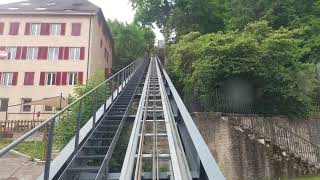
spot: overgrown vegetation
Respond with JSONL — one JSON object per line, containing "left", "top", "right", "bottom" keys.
{"left": 131, "top": 0, "right": 320, "bottom": 118}
{"left": 108, "top": 20, "right": 155, "bottom": 72}
{"left": 0, "top": 137, "right": 45, "bottom": 160}
{"left": 55, "top": 70, "right": 109, "bottom": 149}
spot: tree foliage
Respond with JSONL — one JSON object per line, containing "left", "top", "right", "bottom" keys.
{"left": 131, "top": 0, "right": 320, "bottom": 39}
{"left": 55, "top": 70, "right": 110, "bottom": 149}
{"left": 108, "top": 20, "right": 155, "bottom": 72}
{"left": 168, "top": 21, "right": 319, "bottom": 117}
{"left": 131, "top": 0, "right": 320, "bottom": 117}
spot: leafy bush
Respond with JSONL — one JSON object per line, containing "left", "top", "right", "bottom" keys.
{"left": 55, "top": 70, "right": 110, "bottom": 149}
{"left": 167, "top": 21, "right": 319, "bottom": 118}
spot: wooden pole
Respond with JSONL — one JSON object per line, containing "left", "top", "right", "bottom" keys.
{"left": 32, "top": 105, "right": 36, "bottom": 128}
{"left": 4, "top": 106, "right": 8, "bottom": 133}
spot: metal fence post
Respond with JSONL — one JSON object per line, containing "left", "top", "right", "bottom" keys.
{"left": 117, "top": 73, "right": 120, "bottom": 96}
{"left": 93, "top": 89, "right": 97, "bottom": 129}
{"left": 75, "top": 100, "right": 82, "bottom": 152}
{"left": 125, "top": 68, "right": 127, "bottom": 84}
{"left": 111, "top": 78, "right": 114, "bottom": 103}
{"left": 129, "top": 66, "right": 131, "bottom": 79}
{"left": 44, "top": 119, "right": 55, "bottom": 180}
{"left": 104, "top": 82, "right": 107, "bottom": 113}
{"left": 122, "top": 70, "right": 124, "bottom": 89}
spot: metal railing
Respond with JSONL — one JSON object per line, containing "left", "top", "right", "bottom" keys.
{"left": 229, "top": 116, "right": 320, "bottom": 166}
{"left": 184, "top": 90, "right": 320, "bottom": 118}
{"left": 157, "top": 58, "right": 225, "bottom": 180}
{"left": 0, "top": 58, "right": 143, "bottom": 180}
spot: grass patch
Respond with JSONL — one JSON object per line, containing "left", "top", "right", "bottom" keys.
{"left": 0, "top": 137, "right": 46, "bottom": 160}
{"left": 109, "top": 120, "right": 134, "bottom": 172}
{"left": 280, "top": 177, "right": 320, "bottom": 180}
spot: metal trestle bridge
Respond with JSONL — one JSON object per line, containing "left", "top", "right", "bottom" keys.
{"left": 0, "top": 57, "right": 224, "bottom": 180}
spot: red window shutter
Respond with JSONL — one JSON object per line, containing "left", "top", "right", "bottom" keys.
{"left": 45, "top": 23, "right": 50, "bottom": 35}
{"left": 71, "top": 23, "right": 81, "bottom": 36}
{"left": 61, "top": 72, "right": 67, "bottom": 85}
{"left": 24, "top": 23, "right": 30, "bottom": 35}
{"left": 56, "top": 72, "right": 62, "bottom": 86}
{"left": 78, "top": 72, "right": 83, "bottom": 85}
{"left": 12, "top": 72, "right": 18, "bottom": 86}
{"left": 21, "top": 47, "right": 27, "bottom": 60}
{"left": 0, "top": 23, "right": 4, "bottom": 35}
{"left": 9, "top": 23, "right": 19, "bottom": 35}
{"left": 39, "top": 72, "right": 45, "bottom": 86}
{"left": 0, "top": 46, "right": 5, "bottom": 60}
{"left": 38, "top": 47, "right": 43, "bottom": 60}
{"left": 80, "top": 47, "right": 85, "bottom": 60}
{"left": 40, "top": 23, "right": 46, "bottom": 35}
{"left": 64, "top": 47, "right": 69, "bottom": 60}
{"left": 24, "top": 72, "right": 34, "bottom": 85}
{"left": 42, "top": 47, "right": 48, "bottom": 59}
{"left": 61, "top": 23, "right": 66, "bottom": 35}
{"left": 58, "top": 47, "right": 64, "bottom": 60}
{"left": 16, "top": 46, "right": 22, "bottom": 60}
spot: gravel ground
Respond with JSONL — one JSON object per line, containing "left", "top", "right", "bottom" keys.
{"left": 0, "top": 152, "right": 43, "bottom": 180}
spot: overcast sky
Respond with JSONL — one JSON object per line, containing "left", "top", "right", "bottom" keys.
{"left": 0, "top": 0, "right": 164, "bottom": 40}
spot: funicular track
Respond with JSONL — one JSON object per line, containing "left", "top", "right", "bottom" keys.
{"left": 0, "top": 57, "right": 224, "bottom": 180}
{"left": 123, "top": 58, "right": 192, "bottom": 180}
{"left": 57, "top": 60, "right": 149, "bottom": 180}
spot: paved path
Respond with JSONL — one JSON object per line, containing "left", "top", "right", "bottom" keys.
{"left": 0, "top": 152, "right": 43, "bottom": 180}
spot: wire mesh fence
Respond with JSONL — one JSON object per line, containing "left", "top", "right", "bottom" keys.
{"left": 184, "top": 89, "right": 320, "bottom": 118}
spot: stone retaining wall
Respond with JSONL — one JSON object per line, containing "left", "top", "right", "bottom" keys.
{"left": 192, "top": 112, "right": 320, "bottom": 180}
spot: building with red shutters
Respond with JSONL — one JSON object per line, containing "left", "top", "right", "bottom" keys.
{"left": 0, "top": 0, "right": 113, "bottom": 121}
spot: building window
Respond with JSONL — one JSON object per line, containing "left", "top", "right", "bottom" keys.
{"left": 71, "top": 23, "right": 81, "bottom": 36}
{"left": 48, "top": 47, "right": 59, "bottom": 60}
{"left": 0, "top": 23, "right": 4, "bottom": 35}
{"left": 50, "top": 24, "right": 61, "bottom": 35}
{"left": 21, "top": 98, "right": 32, "bottom": 112}
{"left": 0, "top": 98, "right": 9, "bottom": 112}
{"left": 26, "top": 47, "right": 38, "bottom": 60}
{"left": 45, "top": 72, "right": 56, "bottom": 85}
{"left": 100, "top": 39, "right": 102, "bottom": 48}
{"left": 68, "top": 72, "right": 77, "bottom": 85}
{"left": 2, "top": 72, "right": 13, "bottom": 85}
{"left": 44, "top": 105, "right": 54, "bottom": 112}
{"left": 6, "top": 47, "right": 17, "bottom": 60}
{"left": 24, "top": 72, "right": 34, "bottom": 86}
{"left": 30, "top": 23, "right": 40, "bottom": 35}
{"left": 69, "top": 47, "right": 80, "bottom": 60}
{"left": 9, "top": 22, "right": 19, "bottom": 35}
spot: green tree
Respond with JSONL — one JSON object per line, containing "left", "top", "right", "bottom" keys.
{"left": 55, "top": 70, "right": 110, "bottom": 149}
{"left": 167, "top": 21, "right": 319, "bottom": 117}
{"left": 108, "top": 20, "right": 155, "bottom": 72}
{"left": 131, "top": 0, "right": 225, "bottom": 40}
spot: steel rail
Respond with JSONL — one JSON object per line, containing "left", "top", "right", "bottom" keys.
{"left": 155, "top": 58, "right": 192, "bottom": 180}
{"left": 134, "top": 61, "right": 152, "bottom": 180}
{"left": 151, "top": 60, "right": 159, "bottom": 180}
{"left": 94, "top": 59, "right": 149, "bottom": 180}
{"left": 156, "top": 57, "right": 225, "bottom": 180}
{"left": 119, "top": 60, "right": 151, "bottom": 180}
{"left": 0, "top": 59, "right": 142, "bottom": 157}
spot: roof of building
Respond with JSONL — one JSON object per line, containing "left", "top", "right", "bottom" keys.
{"left": 0, "top": 0, "right": 100, "bottom": 15}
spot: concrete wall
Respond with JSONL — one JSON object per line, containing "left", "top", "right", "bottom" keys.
{"left": 192, "top": 112, "right": 320, "bottom": 180}
{"left": 88, "top": 15, "right": 112, "bottom": 77}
